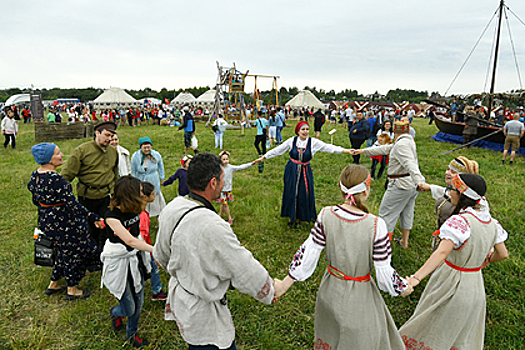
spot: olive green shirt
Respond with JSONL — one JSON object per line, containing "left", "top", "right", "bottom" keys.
{"left": 61, "top": 140, "right": 118, "bottom": 199}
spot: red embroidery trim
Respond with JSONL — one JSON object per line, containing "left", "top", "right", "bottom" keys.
{"left": 255, "top": 276, "right": 272, "bottom": 300}
{"left": 314, "top": 338, "right": 332, "bottom": 350}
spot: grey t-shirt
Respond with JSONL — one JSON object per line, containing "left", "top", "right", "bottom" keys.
{"left": 504, "top": 120, "right": 525, "bottom": 136}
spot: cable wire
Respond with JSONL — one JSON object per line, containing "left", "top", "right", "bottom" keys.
{"left": 444, "top": 7, "right": 499, "bottom": 96}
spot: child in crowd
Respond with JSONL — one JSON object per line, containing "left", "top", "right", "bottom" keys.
{"left": 140, "top": 182, "right": 167, "bottom": 301}
{"left": 273, "top": 164, "right": 412, "bottom": 349}
{"left": 1, "top": 109, "right": 18, "bottom": 149}
{"left": 370, "top": 133, "right": 393, "bottom": 180}
{"left": 162, "top": 155, "right": 192, "bottom": 196}
{"left": 216, "top": 151, "right": 254, "bottom": 224}
{"left": 101, "top": 176, "right": 152, "bottom": 348}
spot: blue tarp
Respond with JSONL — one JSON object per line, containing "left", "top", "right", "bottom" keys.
{"left": 431, "top": 132, "right": 525, "bottom": 156}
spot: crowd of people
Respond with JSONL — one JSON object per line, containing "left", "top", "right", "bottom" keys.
{"left": 25, "top": 101, "right": 515, "bottom": 349}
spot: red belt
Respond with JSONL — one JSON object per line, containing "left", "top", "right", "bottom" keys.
{"left": 290, "top": 158, "right": 311, "bottom": 195}
{"left": 327, "top": 265, "right": 371, "bottom": 282}
{"left": 445, "top": 259, "right": 483, "bottom": 272}
{"left": 39, "top": 202, "right": 64, "bottom": 208}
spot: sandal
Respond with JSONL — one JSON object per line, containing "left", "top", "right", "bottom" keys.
{"left": 45, "top": 285, "right": 66, "bottom": 296}
{"left": 65, "top": 289, "right": 92, "bottom": 301}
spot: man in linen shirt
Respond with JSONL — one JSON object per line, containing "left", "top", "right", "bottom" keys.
{"left": 154, "top": 152, "right": 275, "bottom": 350}
{"left": 352, "top": 119, "right": 426, "bottom": 249}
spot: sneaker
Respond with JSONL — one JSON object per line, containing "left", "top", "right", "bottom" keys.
{"left": 227, "top": 218, "right": 234, "bottom": 225}
{"left": 509, "top": 161, "right": 514, "bottom": 165}
{"left": 110, "top": 310, "right": 125, "bottom": 333}
{"left": 502, "top": 160, "right": 505, "bottom": 164}
{"left": 130, "top": 335, "right": 149, "bottom": 348}
{"left": 151, "top": 290, "right": 168, "bottom": 301}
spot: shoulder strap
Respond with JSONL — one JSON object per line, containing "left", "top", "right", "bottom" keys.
{"left": 169, "top": 205, "right": 207, "bottom": 241}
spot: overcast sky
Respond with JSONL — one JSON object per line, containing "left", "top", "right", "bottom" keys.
{"left": 2, "top": 0, "right": 525, "bottom": 96}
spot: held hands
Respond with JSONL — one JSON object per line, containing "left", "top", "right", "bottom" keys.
{"left": 406, "top": 275, "right": 420, "bottom": 288}
{"left": 254, "top": 156, "right": 265, "bottom": 164}
{"left": 94, "top": 219, "right": 105, "bottom": 229}
{"left": 273, "top": 276, "right": 294, "bottom": 302}
{"left": 400, "top": 283, "right": 414, "bottom": 297}
{"left": 349, "top": 149, "right": 363, "bottom": 155}
{"left": 417, "top": 183, "right": 430, "bottom": 192}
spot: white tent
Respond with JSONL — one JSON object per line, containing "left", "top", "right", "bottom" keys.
{"left": 194, "top": 89, "right": 216, "bottom": 108}
{"left": 285, "top": 90, "right": 325, "bottom": 110}
{"left": 171, "top": 92, "right": 196, "bottom": 106}
{"left": 5, "top": 94, "right": 30, "bottom": 106}
{"left": 93, "top": 87, "right": 138, "bottom": 108}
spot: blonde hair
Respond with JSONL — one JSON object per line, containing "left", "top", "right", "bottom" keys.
{"left": 456, "top": 156, "right": 479, "bottom": 175}
{"left": 339, "top": 164, "right": 370, "bottom": 213}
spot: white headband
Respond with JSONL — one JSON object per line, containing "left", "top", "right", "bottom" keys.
{"left": 340, "top": 181, "right": 367, "bottom": 196}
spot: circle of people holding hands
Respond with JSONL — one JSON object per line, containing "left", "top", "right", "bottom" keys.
{"left": 27, "top": 112, "right": 509, "bottom": 350}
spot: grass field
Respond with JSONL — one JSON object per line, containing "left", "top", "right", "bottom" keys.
{"left": 0, "top": 118, "right": 523, "bottom": 349}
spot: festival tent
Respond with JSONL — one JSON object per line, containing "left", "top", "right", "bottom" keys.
{"left": 171, "top": 92, "right": 196, "bottom": 106}
{"left": 194, "top": 89, "right": 216, "bottom": 108}
{"left": 285, "top": 90, "right": 325, "bottom": 110}
{"left": 93, "top": 87, "right": 139, "bottom": 108}
{"left": 5, "top": 94, "right": 31, "bottom": 106}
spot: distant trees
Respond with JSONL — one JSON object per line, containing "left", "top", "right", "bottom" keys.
{"left": 385, "top": 89, "right": 429, "bottom": 103}
{"left": 0, "top": 86, "right": 432, "bottom": 104}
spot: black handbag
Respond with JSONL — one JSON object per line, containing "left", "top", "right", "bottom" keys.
{"left": 34, "top": 233, "right": 57, "bottom": 267}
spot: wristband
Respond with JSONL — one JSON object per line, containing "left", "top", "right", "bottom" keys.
{"left": 410, "top": 275, "right": 421, "bottom": 282}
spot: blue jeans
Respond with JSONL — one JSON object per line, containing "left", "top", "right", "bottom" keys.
{"left": 150, "top": 255, "right": 162, "bottom": 294}
{"left": 276, "top": 126, "right": 283, "bottom": 144}
{"left": 111, "top": 272, "right": 145, "bottom": 340}
{"left": 214, "top": 131, "right": 224, "bottom": 149}
{"left": 188, "top": 340, "right": 236, "bottom": 350}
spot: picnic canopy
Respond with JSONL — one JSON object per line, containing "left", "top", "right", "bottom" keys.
{"left": 93, "top": 87, "right": 139, "bottom": 108}
{"left": 171, "top": 92, "right": 196, "bottom": 106}
{"left": 285, "top": 90, "right": 325, "bottom": 110}
{"left": 5, "top": 94, "right": 31, "bottom": 106}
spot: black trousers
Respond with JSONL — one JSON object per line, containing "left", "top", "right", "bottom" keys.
{"left": 254, "top": 134, "right": 267, "bottom": 155}
{"left": 79, "top": 196, "right": 111, "bottom": 250}
{"left": 4, "top": 134, "right": 15, "bottom": 149}
{"left": 350, "top": 138, "right": 366, "bottom": 164}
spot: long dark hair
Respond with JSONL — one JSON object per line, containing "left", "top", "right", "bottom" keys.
{"left": 109, "top": 175, "right": 144, "bottom": 213}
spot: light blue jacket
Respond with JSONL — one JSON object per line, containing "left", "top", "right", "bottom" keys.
{"left": 131, "top": 149, "right": 165, "bottom": 194}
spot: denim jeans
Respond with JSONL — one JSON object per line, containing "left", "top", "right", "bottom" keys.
{"left": 188, "top": 340, "right": 236, "bottom": 350}
{"left": 214, "top": 132, "right": 224, "bottom": 149}
{"left": 111, "top": 272, "right": 145, "bottom": 340}
{"left": 276, "top": 126, "right": 284, "bottom": 144}
{"left": 150, "top": 255, "right": 162, "bottom": 294}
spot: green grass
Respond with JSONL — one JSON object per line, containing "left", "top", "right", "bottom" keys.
{"left": 0, "top": 118, "right": 523, "bottom": 349}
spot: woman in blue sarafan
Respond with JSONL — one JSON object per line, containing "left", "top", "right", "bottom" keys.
{"left": 259, "top": 121, "right": 352, "bottom": 226}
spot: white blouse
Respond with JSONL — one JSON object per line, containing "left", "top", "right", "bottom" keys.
{"left": 288, "top": 206, "right": 408, "bottom": 297}
{"left": 439, "top": 207, "right": 508, "bottom": 249}
{"left": 264, "top": 136, "right": 344, "bottom": 159}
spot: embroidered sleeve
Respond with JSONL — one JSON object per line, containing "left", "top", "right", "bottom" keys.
{"left": 440, "top": 215, "right": 471, "bottom": 249}
{"left": 493, "top": 219, "right": 509, "bottom": 244}
{"left": 289, "top": 216, "right": 326, "bottom": 281}
{"left": 373, "top": 218, "right": 408, "bottom": 296}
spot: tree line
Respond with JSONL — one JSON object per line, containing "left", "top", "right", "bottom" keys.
{"left": 0, "top": 86, "right": 433, "bottom": 105}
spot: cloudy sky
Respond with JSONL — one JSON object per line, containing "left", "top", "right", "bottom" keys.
{"left": 2, "top": 0, "right": 525, "bottom": 96}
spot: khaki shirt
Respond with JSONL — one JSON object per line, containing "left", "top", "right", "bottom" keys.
{"left": 362, "top": 134, "right": 425, "bottom": 190}
{"left": 61, "top": 140, "right": 118, "bottom": 199}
